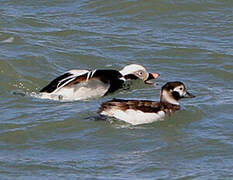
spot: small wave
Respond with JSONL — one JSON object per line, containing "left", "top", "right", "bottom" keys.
{"left": 11, "top": 91, "right": 26, "bottom": 97}
{"left": 11, "top": 90, "right": 53, "bottom": 101}
{"left": 27, "top": 92, "right": 67, "bottom": 102}
{"left": 1, "top": 37, "right": 14, "bottom": 43}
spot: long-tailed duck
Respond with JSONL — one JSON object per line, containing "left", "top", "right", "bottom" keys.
{"left": 98, "top": 81, "right": 195, "bottom": 125}
{"left": 39, "top": 64, "right": 159, "bottom": 101}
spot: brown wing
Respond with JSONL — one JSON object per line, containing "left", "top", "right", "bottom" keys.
{"left": 99, "top": 98, "right": 162, "bottom": 113}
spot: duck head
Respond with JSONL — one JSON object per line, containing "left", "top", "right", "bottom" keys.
{"left": 160, "top": 81, "right": 195, "bottom": 105}
{"left": 119, "top": 64, "right": 160, "bottom": 85}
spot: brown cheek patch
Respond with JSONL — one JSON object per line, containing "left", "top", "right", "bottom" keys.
{"left": 124, "top": 74, "right": 138, "bottom": 80}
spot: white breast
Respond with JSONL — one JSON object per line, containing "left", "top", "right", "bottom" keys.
{"left": 100, "top": 109, "right": 165, "bottom": 125}
{"left": 40, "top": 79, "right": 110, "bottom": 101}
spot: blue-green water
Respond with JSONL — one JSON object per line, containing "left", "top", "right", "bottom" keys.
{"left": 0, "top": 0, "right": 233, "bottom": 179}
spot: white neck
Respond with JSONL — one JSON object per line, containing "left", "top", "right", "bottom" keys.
{"left": 161, "top": 91, "right": 179, "bottom": 105}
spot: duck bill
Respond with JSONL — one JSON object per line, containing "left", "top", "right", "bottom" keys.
{"left": 183, "top": 91, "right": 195, "bottom": 98}
{"left": 144, "top": 73, "right": 160, "bottom": 85}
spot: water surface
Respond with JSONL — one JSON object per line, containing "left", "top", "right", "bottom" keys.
{"left": 0, "top": 0, "right": 233, "bottom": 179}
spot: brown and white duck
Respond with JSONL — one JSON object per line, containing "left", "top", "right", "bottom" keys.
{"left": 98, "top": 81, "right": 195, "bottom": 125}
{"left": 39, "top": 64, "right": 159, "bottom": 101}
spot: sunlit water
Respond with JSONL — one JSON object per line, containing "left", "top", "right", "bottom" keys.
{"left": 0, "top": 0, "right": 233, "bottom": 179}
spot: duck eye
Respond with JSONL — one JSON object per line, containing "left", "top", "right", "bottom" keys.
{"left": 180, "top": 87, "right": 183, "bottom": 90}
{"left": 138, "top": 71, "right": 144, "bottom": 76}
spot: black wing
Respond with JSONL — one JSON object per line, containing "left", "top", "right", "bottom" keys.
{"left": 40, "top": 72, "right": 89, "bottom": 93}
{"left": 40, "top": 69, "right": 123, "bottom": 93}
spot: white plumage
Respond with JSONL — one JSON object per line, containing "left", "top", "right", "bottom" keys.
{"left": 100, "top": 109, "right": 165, "bottom": 125}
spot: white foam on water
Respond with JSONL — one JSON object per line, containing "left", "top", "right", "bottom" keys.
{"left": 2, "top": 37, "right": 14, "bottom": 43}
